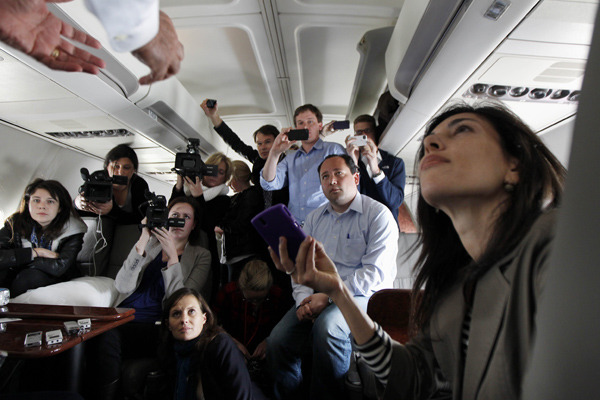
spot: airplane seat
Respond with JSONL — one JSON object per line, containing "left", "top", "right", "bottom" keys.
{"left": 345, "top": 289, "right": 413, "bottom": 399}
{"left": 104, "top": 224, "right": 143, "bottom": 279}
{"left": 394, "top": 232, "right": 419, "bottom": 289}
{"left": 77, "top": 216, "right": 116, "bottom": 277}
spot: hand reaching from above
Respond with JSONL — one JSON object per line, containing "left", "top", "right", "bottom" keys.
{"left": 0, "top": 0, "right": 105, "bottom": 73}
{"left": 133, "top": 11, "right": 184, "bottom": 85}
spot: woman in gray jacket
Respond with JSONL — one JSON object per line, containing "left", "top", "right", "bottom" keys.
{"left": 86, "top": 196, "right": 211, "bottom": 400}
{"left": 271, "top": 103, "right": 566, "bottom": 400}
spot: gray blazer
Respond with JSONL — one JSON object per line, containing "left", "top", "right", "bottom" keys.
{"left": 384, "top": 210, "right": 557, "bottom": 400}
{"left": 114, "top": 236, "right": 212, "bottom": 306}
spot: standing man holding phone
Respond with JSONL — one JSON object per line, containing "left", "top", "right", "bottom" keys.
{"left": 346, "top": 114, "right": 406, "bottom": 225}
{"left": 260, "top": 104, "right": 345, "bottom": 225}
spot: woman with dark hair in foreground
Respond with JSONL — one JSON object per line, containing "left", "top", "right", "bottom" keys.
{"left": 158, "top": 287, "right": 263, "bottom": 399}
{"left": 0, "top": 178, "right": 86, "bottom": 296}
{"left": 271, "top": 103, "right": 566, "bottom": 400}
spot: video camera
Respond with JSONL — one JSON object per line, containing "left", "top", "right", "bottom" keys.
{"left": 172, "top": 139, "right": 218, "bottom": 179}
{"left": 79, "top": 168, "right": 128, "bottom": 203}
{"left": 141, "top": 190, "right": 185, "bottom": 230}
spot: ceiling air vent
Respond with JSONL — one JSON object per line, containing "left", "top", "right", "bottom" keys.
{"left": 463, "top": 83, "right": 579, "bottom": 104}
{"left": 45, "top": 129, "right": 134, "bottom": 138}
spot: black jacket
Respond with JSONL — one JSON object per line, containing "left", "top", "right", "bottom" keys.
{"left": 214, "top": 121, "right": 288, "bottom": 207}
{"left": 0, "top": 216, "right": 86, "bottom": 281}
{"left": 218, "top": 186, "right": 265, "bottom": 260}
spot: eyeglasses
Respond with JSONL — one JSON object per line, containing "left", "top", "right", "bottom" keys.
{"left": 354, "top": 128, "right": 373, "bottom": 135}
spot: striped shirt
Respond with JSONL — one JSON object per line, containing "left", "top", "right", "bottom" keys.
{"left": 353, "top": 323, "right": 393, "bottom": 385}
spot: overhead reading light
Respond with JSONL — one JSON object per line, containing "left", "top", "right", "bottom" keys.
{"left": 484, "top": 0, "right": 511, "bottom": 21}
{"left": 529, "top": 88, "right": 551, "bottom": 100}
{"left": 550, "top": 90, "right": 570, "bottom": 100}
{"left": 509, "top": 87, "right": 529, "bottom": 97}
{"left": 45, "top": 129, "right": 133, "bottom": 139}
{"left": 470, "top": 84, "right": 488, "bottom": 95}
{"left": 488, "top": 85, "right": 509, "bottom": 97}
{"left": 568, "top": 91, "right": 581, "bottom": 102}
{"left": 464, "top": 83, "right": 579, "bottom": 104}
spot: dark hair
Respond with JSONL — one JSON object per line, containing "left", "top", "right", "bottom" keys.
{"left": 293, "top": 104, "right": 323, "bottom": 125}
{"left": 103, "top": 144, "right": 139, "bottom": 171}
{"left": 353, "top": 114, "right": 379, "bottom": 141}
{"left": 158, "top": 288, "right": 223, "bottom": 363}
{"left": 8, "top": 178, "right": 81, "bottom": 241}
{"left": 318, "top": 154, "right": 359, "bottom": 175}
{"left": 411, "top": 102, "right": 566, "bottom": 329}
{"left": 252, "top": 124, "right": 280, "bottom": 142}
{"left": 168, "top": 196, "right": 202, "bottom": 245}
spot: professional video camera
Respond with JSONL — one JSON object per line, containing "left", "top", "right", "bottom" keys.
{"left": 141, "top": 190, "right": 185, "bottom": 230}
{"left": 79, "top": 168, "right": 128, "bottom": 203}
{"left": 172, "top": 138, "right": 218, "bottom": 179}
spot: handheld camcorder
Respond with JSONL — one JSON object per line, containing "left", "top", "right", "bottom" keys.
{"left": 141, "top": 190, "right": 186, "bottom": 230}
{"left": 79, "top": 168, "right": 128, "bottom": 203}
{"left": 172, "top": 139, "right": 218, "bottom": 179}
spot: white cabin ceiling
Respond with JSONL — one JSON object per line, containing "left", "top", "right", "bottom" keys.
{"left": 0, "top": 0, "right": 597, "bottom": 198}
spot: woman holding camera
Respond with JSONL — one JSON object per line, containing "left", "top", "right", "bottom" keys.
{"left": 85, "top": 196, "right": 211, "bottom": 400}
{"left": 0, "top": 179, "right": 86, "bottom": 297}
{"left": 170, "top": 151, "right": 232, "bottom": 298}
{"left": 75, "top": 144, "right": 149, "bottom": 224}
{"left": 158, "top": 287, "right": 263, "bottom": 400}
{"left": 272, "top": 104, "right": 566, "bottom": 400}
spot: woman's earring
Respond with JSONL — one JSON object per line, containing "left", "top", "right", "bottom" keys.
{"left": 504, "top": 182, "right": 515, "bottom": 192}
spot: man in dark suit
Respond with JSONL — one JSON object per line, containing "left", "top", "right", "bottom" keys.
{"left": 346, "top": 114, "right": 405, "bottom": 224}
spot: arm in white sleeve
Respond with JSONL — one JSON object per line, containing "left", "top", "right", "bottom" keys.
{"left": 85, "top": 0, "right": 159, "bottom": 52}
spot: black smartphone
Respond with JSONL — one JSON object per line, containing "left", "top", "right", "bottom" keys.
{"left": 332, "top": 120, "right": 350, "bottom": 130}
{"left": 287, "top": 129, "right": 309, "bottom": 141}
{"left": 206, "top": 99, "right": 217, "bottom": 108}
{"left": 251, "top": 204, "right": 307, "bottom": 262}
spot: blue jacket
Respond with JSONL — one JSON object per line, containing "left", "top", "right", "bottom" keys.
{"left": 358, "top": 149, "right": 405, "bottom": 225}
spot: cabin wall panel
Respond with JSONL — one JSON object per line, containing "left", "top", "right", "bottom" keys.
{"left": 0, "top": 124, "right": 172, "bottom": 222}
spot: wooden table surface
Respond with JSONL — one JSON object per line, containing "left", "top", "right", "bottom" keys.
{"left": 0, "top": 303, "right": 135, "bottom": 358}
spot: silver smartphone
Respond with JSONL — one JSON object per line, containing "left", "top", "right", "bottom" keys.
{"left": 45, "top": 329, "right": 63, "bottom": 345}
{"left": 24, "top": 331, "right": 43, "bottom": 347}
{"left": 352, "top": 134, "right": 368, "bottom": 147}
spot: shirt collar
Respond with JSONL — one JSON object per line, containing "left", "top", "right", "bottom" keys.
{"left": 323, "top": 191, "right": 363, "bottom": 217}
{"left": 299, "top": 138, "right": 324, "bottom": 155}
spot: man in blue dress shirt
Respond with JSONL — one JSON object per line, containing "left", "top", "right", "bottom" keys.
{"left": 267, "top": 154, "right": 398, "bottom": 400}
{"left": 260, "top": 104, "right": 345, "bottom": 225}
{"left": 346, "top": 114, "right": 406, "bottom": 225}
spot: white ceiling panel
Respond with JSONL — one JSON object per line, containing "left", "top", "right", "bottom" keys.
{"left": 176, "top": 25, "right": 275, "bottom": 115}
{"left": 280, "top": 14, "right": 397, "bottom": 117}
{"left": 277, "top": 0, "right": 402, "bottom": 17}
